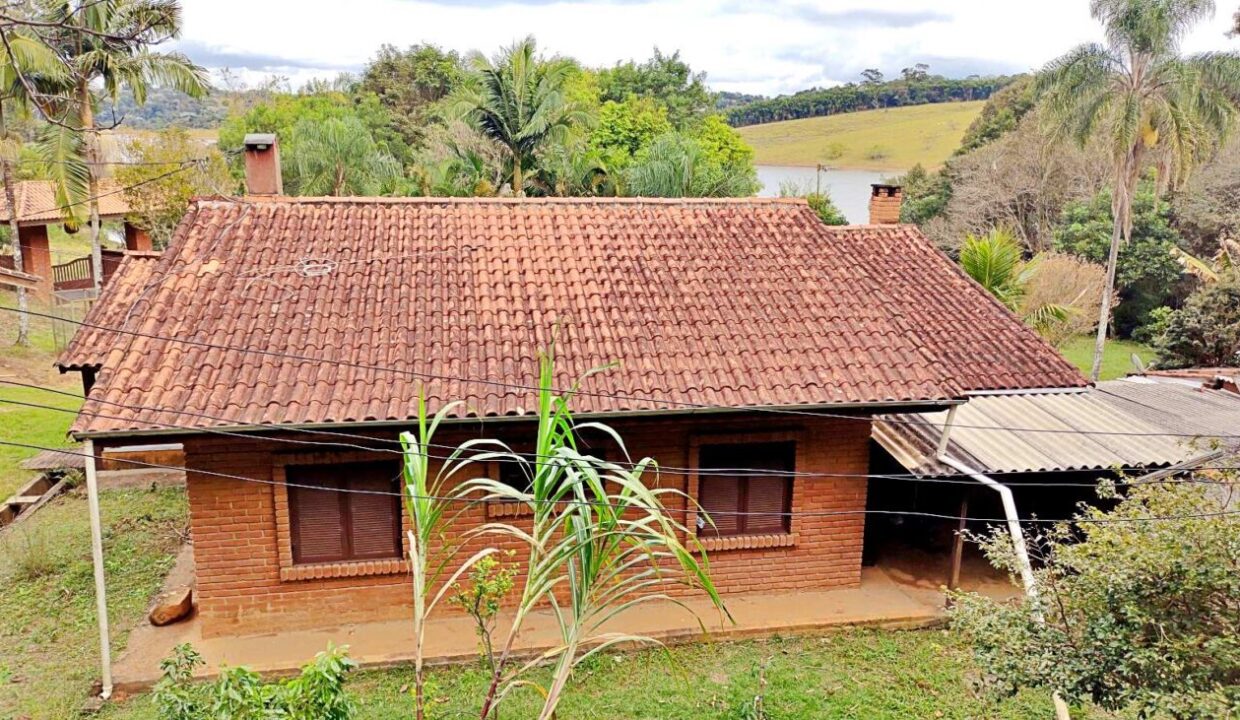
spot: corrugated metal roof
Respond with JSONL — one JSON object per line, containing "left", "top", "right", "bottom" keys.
{"left": 875, "top": 381, "right": 1239, "bottom": 476}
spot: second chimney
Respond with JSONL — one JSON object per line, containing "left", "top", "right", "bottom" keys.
{"left": 868, "top": 184, "right": 902, "bottom": 224}
{"left": 243, "top": 133, "right": 283, "bottom": 195}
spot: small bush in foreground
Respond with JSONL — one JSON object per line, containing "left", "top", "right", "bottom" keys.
{"left": 153, "top": 643, "right": 357, "bottom": 720}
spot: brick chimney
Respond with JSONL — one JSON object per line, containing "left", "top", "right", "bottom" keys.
{"left": 243, "top": 133, "right": 282, "bottom": 195}
{"left": 868, "top": 184, "right": 902, "bottom": 224}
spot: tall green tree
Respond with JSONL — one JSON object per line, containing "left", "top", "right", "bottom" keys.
{"left": 360, "top": 43, "right": 462, "bottom": 151}
{"left": 453, "top": 36, "right": 587, "bottom": 197}
{"left": 0, "top": 28, "right": 67, "bottom": 345}
{"left": 1035, "top": 0, "right": 1240, "bottom": 380}
{"left": 597, "top": 48, "right": 713, "bottom": 128}
{"left": 286, "top": 116, "right": 400, "bottom": 196}
{"left": 38, "top": 0, "right": 209, "bottom": 291}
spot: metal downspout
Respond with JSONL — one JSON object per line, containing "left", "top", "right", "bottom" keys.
{"left": 936, "top": 450, "right": 1070, "bottom": 720}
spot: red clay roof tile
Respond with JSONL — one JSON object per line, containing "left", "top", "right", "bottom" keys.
{"left": 65, "top": 197, "right": 1084, "bottom": 436}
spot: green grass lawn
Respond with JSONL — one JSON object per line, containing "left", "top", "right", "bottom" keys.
{"left": 101, "top": 629, "right": 1117, "bottom": 720}
{"left": 0, "top": 487, "right": 188, "bottom": 719}
{"left": 1059, "top": 336, "right": 1156, "bottom": 381}
{"left": 737, "top": 101, "right": 985, "bottom": 171}
{"left": 0, "top": 290, "right": 86, "bottom": 499}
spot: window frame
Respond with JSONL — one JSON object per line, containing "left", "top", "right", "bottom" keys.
{"left": 273, "top": 452, "right": 411, "bottom": 581}
{"left": 688, "top": 430, "right": 803, "bottom": 550}
{"left": 286, "top": 461, "right": 403, "bottom": 565}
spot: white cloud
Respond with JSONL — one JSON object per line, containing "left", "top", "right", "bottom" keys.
{"left": 173, "top": 0, "right": 1240, "bottom": 96}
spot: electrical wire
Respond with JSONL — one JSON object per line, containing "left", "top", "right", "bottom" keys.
{"left": 10, "top": 303, "right": 1240, "bottom": 441}
{"left": 1, "top": 438, "right": 1233, "bottom": 525}
{"left": 4, "top": 381, "right": 1238, "bottom": 488}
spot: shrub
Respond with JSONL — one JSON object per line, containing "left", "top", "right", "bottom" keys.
{"left": 1054, "top": 183, "right": 1187, "bottom": 338}
{"left": 1018, "top": 253, "right": 1106, "bottom": 347}
{"left": 864, "top": 144, "right": 889, "bottom": 161}
{"left": 153, "top": 643, "right": 357, "bottom": 720}
{"left": 1153, "top": 273, "right": 1240, "bottom": 368}
{"left": 5, "top": 524, "right": 60, "bottom": 581}
{"left": 951, "top": 474, "right": 1240, "bottom": 718}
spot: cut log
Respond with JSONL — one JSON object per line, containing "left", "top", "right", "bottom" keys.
{"left": 149, "top": 586, "right": 194, "bottom": 626}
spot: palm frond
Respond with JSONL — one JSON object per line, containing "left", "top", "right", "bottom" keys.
{"left": 33, "top": 122, "right": 88, "bottom": 226}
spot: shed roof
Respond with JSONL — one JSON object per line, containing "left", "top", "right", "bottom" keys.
{"left": 61, "top": 196, "right": 1085, "bottom": 437}
{"left": 0, "top": 180, "right": 130, "bottom": 224}
{"left": 57, "top": 250, "right": 162, "bottom": 370}
{"left": 874, "top": 380, "right": 1239, "bottom": 476}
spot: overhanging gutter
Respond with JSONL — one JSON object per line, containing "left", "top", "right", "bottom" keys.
{"left": 71, "top": 397, "right": 968, "bottom": 441}
{"left": 964, "top": 386, "right": 1089, "bottom": 396}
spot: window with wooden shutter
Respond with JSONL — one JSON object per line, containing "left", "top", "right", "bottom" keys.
{"left": 696, "top": 441, "right": 794, "bottom": 537}
{"left": 287, "top": 461, "right": 402, "bottom": 564}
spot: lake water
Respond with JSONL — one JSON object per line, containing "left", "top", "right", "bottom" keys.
{"left": 755, "top": 166, "right": 893, "bottom": 224}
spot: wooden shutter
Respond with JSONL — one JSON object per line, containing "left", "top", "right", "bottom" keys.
{"left": 289, "top": 479, "right": 347, "bottom": 563}
{"left": 698, "top": 476, "right": 741, "bottom": 536}
{"left": 347, "top": 465, "right": 401, "bottom": 559}
{"left": 698, "top": 441, "right": 795, "bottom": 536}
{"left": 288, "top": 461, "right": 401, "bottom": 563}
{"left": 745, "top": 476, "right": 790, "bottom": 533}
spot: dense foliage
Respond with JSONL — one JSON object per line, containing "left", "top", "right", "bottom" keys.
{"left": 1054, "top": 184, "right": 1186, "bottom": 338}
{"left": 116, "top": 128, "right": 234, "bottom": 246}
{"left": 954, "top": 76, "right": 1035, "bottom": 155}
{"left": 154, "top": 643, "right": 357, "bottom": 720}
{"left": 597, "top": 48, "right": 713, "bottom": 129}
{"left": 952, "top": 476, "right": 1240, "bottom": 718}
{"left": 725, "top": 74, "right": 1013, "bottom": 127}
{"left": 1153, "top": 272, "right": 1240, "bottom": 367}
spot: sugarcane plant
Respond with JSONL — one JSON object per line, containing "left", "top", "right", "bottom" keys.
{"left": 453, "top": 349, "right": 729, "bottom": 720}
{"left": 400, "top": 395, "right": 507, "bottom": 720}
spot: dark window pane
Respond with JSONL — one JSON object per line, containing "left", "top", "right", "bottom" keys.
{"left": 697, "top": 441, "right": 795, "bottom": 536}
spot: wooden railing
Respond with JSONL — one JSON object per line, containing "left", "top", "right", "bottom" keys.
{"left": 52, "top": 256, "right": 93, "bottom": 291}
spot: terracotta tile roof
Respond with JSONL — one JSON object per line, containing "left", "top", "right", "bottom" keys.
{"left": 57, "top": 251, "right": 161, "bottom": 370}
{"left": 829, "top": 224, "right": 1088, "bottom": 392}
{"left": 64, "top": 197, "right": 1085, "bottom": 436}
{"left": 0, "top": 180, "right": 130, "bottom": 224}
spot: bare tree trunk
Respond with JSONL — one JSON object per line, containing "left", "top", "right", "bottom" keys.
{"left": 3, "top": 148, "right": 29, "bottom": 347}
{"left": 80, "top": 81, "right": 102, "bottom": 294}
{"left": 1091, "top": 149, "right": 1143, "bottom": 382}
{"left": 1089, "top": 211, "right": 1122, "bottom": 382}
{"left": 512, "top": 153, "right": 523, "bottom": 197}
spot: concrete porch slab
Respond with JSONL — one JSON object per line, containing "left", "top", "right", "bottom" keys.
{"left": 112, "top": 567, "right": 947, "bottom": 694}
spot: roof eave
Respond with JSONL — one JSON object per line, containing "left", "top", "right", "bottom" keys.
{"left": 71, "top": 396, "right": 968, "bottom": 441}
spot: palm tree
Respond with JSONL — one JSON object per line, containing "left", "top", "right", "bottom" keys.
{"left": 0, "top": 30, "right": 69, "bottom": 345}
{"left": 960, "top": 228, "right": 1072, "bottom": 335}
{"left": 1036, "top": 0, "right": 1240, "bottom": 380}
{"left": 287, "top": 117, "right": 400, "bottom": 196}
{"left": 453, "top": 36, "right": 587, "bottom": 196}
{"left": 38, "top": 0, "right": 208, "bottom": 292}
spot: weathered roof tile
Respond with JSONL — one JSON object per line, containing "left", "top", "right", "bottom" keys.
{"left": 63, "top": 196, "right": 1084, "bottom": 435}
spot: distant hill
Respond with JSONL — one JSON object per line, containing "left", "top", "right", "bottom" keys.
{"left": 726, "top": 76, "right": 1013, "bottom": 127}
{"left": 737, "top": 101, "right": 986, "bottom": 171}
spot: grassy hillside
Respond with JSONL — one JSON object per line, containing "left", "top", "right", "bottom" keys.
{"left": 738, "top": 101, "right": 985, "bottom": 171}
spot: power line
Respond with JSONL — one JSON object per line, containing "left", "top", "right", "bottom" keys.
{"left": 5, "top": 380, "right": 1237, "bottom": 487}
{"left": 9, "top": 303, "right": 1240, "bottom": 442}
{"left": 12, "top": 158, "right": 202, "bottom": 220}
{"left": 6, "top": 391, "right": 1235, "bottom": 490}
{"left": 1, "top": 438, "right": 1234, "bottom": 525}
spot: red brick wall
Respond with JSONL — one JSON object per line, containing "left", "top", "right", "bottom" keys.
{"left": 177, "top": 413, "right": 871, "bottom": 637}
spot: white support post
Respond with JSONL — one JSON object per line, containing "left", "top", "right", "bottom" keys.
{"left": 935, "top": 405, "right": 959, "bottom": 457}
{"left": 937, "top": 453, "right": 1070, "bottom": 720}
{"left": 83, "top": 438, "right": 113, "bottom": 700}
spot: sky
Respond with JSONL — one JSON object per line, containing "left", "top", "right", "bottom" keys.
{"left": 172, "top": 0, "right": 1240, "bottom": 96}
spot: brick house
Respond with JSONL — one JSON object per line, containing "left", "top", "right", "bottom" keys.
{"left": 59, "top": 140, "right": 1085, "bottom": 639}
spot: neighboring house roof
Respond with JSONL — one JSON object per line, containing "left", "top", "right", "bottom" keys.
{"left": 63, "top": 196, "right": 1085, "bottom": 437}
{"left": 19, "top": 446, "right": 86, "bottom": 471}
{"left": 875, "top": 380, "right": 1240, "bottom": 476}
{"left": 0, "top": 180, "right": 130, "bottom": 224}
{"left": 57, "top": 251, "right": 162, "bottom": 370}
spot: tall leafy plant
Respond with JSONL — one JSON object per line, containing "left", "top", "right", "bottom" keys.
{"left": 452, "top": 350, "right": 728, "bottom": 720}
{"left": 453, "top": 36, "right": 587, "bottom": 196}
{"left": 400, "top": 396, "right": 502, "bottom": 720}
{"left": 36, "top": 0, "right": 209, "bottom": 290}
{"left": 1035, "top": 0, "right": 1240, "bottom": 380}
{"left": 960, "top": 227, "right": 1074, "bottom": 335}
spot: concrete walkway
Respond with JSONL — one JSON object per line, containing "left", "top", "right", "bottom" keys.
{"left": 112, "top": 567, "right": 949, "bottom": 694}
